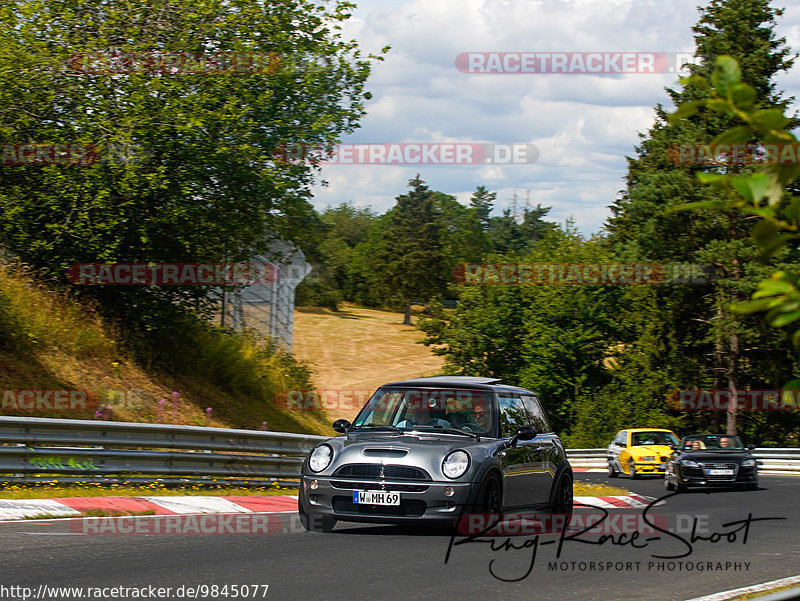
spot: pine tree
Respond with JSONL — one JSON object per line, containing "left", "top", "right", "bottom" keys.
{"left": 379, "top": 176, "right": 445, "bottom": 325}
{"left": 605, "top": 0, "right": 796, "bottom": 435}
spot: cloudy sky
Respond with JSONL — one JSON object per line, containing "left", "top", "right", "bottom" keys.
{"left": 307, "top": 0, "right": 800, "bottom": 235}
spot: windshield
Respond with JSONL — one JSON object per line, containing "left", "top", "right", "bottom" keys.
{"left": 630, "top": 431, "right": 679, "bottom": 446}
{"left": 352, "top": 388, "right": 496, "bottom": 436}
{"left": 681, "top": 434, "right": 745, "bottom": 451}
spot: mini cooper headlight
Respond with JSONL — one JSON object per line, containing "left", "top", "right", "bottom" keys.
{"left": 742, "top": 459, "right": 756, "bottom": 467}
{"left": 681, "top": 459, "right": 699, "bottom": 468}
{"left": 309, "top": 444, "right": 333, "bottom": 473}
{"left": 442, "top": 450, "right": 470, "bottom": 479}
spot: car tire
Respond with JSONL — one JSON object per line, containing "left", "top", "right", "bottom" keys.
{"left": 629, "top": 461, "right": 638, "bottom": 479}
{"left": 549, "top": 472, "right": 574, "bottom": 515}
{"left": 478, "top": 473, "right": 503, "bottom": 514}
{"left": 298, "top": 488, "right": 336, "bottom": 533}
{"left": 454, "top": 473, "right": 502, "bottom": 536}
{"left": 608, "top": 461, "right": 618, "bottom": 478}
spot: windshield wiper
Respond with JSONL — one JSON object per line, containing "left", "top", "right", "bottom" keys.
{"left": 412, "top": 425, "right": 480, "bottom": 441}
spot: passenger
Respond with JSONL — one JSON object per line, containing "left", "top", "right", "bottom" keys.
{"left": 398, "top": 398, "right": 448, "bottom": 428}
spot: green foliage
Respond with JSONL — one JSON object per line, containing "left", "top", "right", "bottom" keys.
{"left": 604, "top": 0, "right": 798, "bottom": 441}
{"left": 420, "top": 224, "right": 622, "bottom": 436}
{"left": 368, "top": 176, "right": 446, "bottom": 322}
{"left": 297, "top": 184, "right": 554, "bottom": 311}
{"left": 0, "top": 0, "right": 381, "bottom": 335}
{"left": 669, "top": 54, "right": 800, "bottom": 350}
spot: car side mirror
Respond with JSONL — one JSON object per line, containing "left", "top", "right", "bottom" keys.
{"left": 747, "top": 444, "right": 756, "bottom": 451}
{"left": 332, "top": 419, "right": 351, "bottom": 433}
{"left": 505, "top": 426, "right": 536, "bottom": 448}
{"left": 516, "top": 426, "right": 536, "bottom": 441}
{"left": 670, "top": 445, "right": 678, "bottom": 450}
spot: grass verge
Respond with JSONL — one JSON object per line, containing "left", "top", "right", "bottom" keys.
{"left": 573, "top": 481, "right": 630, "bottom": 496}
{"left": 0, "top": 482, "right": 299, "bottom": 499}
{"left": 2, "top": 481, "right": 618, "bottom": 500}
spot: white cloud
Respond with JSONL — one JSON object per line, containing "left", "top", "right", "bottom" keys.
{"left": 310, "top": 0, "right": 800, "bottom": 235}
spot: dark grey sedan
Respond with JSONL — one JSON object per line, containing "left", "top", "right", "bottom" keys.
{"left": 298, "top": 376, "right": 573, "bottom": 532}
{"left": 664, "top": 434, "right": 758, "bottom": 492}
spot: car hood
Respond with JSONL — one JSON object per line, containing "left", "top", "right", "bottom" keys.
{"left": 629, "top": 445, "right": 673, "bottom": 456}
{"left": 309, "top": 431, "right": 496, "bottom": 481}
{"left": 677, "top": 451, "right": 753, "bottom": 463}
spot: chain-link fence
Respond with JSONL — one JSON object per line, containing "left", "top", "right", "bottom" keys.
{"left": 218, "top": 240, "right": 311, "bottom": 352}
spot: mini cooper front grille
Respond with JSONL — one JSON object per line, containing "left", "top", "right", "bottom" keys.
{"left": 332, "top": 464, "right": 431, "bottom": 480}
{"left": 330, "top": 481, "right": 430, "bottom": 493}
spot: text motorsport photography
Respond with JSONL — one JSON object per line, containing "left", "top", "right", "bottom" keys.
{"left": 445, "top": 495, "right": 783, "bottom": 582}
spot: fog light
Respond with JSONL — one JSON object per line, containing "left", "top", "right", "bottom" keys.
{"left": 310, "top": 480, "right": 319, "bottom": 490}
{"left": 444, "top": 486, "right": 455, "bottom": 497}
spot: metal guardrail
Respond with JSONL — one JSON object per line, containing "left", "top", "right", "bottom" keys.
{"left": 1, "top": 417, "right": 798, "bottom": 485}
{"left": 566, "top": 448, "right": 800, "bottom": 473}
{"left": 0, "top": 416, "right": 325, "bottom": 483}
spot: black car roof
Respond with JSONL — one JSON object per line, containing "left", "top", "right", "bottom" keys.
{"left": 380, "top": 376, "right": 535, "bottom": 394}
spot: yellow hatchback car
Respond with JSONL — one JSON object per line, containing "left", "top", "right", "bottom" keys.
{"left": 607, "top": 428, "right": 679, "bottom": 478}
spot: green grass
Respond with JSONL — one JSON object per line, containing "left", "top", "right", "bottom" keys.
{"left": 573, "top": 482, "right": 630, "bottom": 496}
{"left": 0, "top": 482, "right": 299, "bottom": 499}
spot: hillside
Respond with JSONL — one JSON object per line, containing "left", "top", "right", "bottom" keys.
{"left": 0, "top": 263, "right": 328, "bottom": 434}
{"left": 292, "top": 305, "right": 445, "bottom": 423}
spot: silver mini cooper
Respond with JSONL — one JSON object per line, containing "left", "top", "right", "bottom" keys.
{"left": 298, "top": 376, "right": 573, "bottom": 532}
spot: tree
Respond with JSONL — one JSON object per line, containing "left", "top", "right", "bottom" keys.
{"left": 295, "top": 203, "right": 377, "bottom": 309}
{"left": 420, "top": 224, "right": 623, "bottom": 436}
{"left": 0, "top": 0, "right": 381, "bottom": 338}
{"left": 470, "top": 185, "right": 495, "bottom": 229}
{"left": 668, "top": 55, "right": 800, "bottom": 444}
{"left": 605, "top": 0, "right": 795, "bottom": 436}
{"left": 378, "top": 176, "right": 445, "bottom": 324}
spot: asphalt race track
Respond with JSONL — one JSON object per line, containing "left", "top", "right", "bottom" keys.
{"left": 2, "top": 474, "right": 798, "bottom": 601}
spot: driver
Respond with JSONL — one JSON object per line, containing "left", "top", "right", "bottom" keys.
{"left": 469, "top": 401, "right": 491, "bottom": 432}
{"left": 719, "top": 437, "right": 730, "bottom": 448}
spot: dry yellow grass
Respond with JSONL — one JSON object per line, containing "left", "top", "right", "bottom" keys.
{"left": 0, "top": 263, "right": 328, "bottom": 433}
{"left": 292, "top": 304, "right": 445, "bottom": 423}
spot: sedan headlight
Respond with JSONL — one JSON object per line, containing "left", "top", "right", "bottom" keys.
{"left": 308, "top": 444, "right": 333, "bottom": 473}
{"left": 742, "top": 459, "right": 756, "bottom": 467}
{"left": 442, "top": 450, "right": 470, "bottom": 479}
{"left": 640, "top": 456, "right": 655, "bottom": 462}
{"left": 681, "top": 459, "right": 699, "bottom": 468}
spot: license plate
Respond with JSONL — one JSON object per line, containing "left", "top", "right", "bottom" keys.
{"left": 706, "top": 469, "right": 734, "bottom": 475}
{"left": 353, "top": 490, "right": 400, "bottom": 506}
